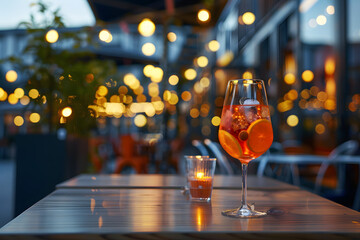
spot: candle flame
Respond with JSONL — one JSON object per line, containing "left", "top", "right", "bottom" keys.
{"left": 196, "top": 172, "right": 204, "bottom": 178}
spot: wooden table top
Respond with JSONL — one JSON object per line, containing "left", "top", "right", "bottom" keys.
{"left": 56, "top": 174, "right": 299, "bottom": 190}
{"left": 1, "top": 188, "right": 360, "bottom": 239}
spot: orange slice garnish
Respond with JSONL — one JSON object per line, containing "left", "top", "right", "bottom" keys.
{"left": 247, "top": 119, "right": 273, "bottom": 153}
{"left": 218, "top": 130, "right": 243, "bottom": 159}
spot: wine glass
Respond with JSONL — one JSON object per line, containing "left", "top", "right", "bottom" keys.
{"left": 218, "top": 79, "right": 273, "bottom": 218}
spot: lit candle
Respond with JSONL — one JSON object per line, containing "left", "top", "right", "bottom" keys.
{"left": 189, "top": 171, "right": 213, "bottom": 199}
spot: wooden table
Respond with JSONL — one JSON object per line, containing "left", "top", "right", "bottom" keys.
{"left": 1, "top": 188, "right": 360, "bottom": 239}
{"left": 56, "top": 174, "right": 299, "bottom": 190}
{"left": 2, "top": 174, "right": 360, "bottom": 239}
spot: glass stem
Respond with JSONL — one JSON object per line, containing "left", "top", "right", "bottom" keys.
{"left": 241, "top": 163, "right": 249, "bottom": 210}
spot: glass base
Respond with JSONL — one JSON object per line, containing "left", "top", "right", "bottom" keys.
{"left": 222, "top": 207, "right": 267, "bottom": 218}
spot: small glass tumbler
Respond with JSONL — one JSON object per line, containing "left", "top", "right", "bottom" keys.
{"left": 183, "top": 155, "right": 209, "bottom": 194}
{"left": 186, "top": 157, "right": 216, "bottom": 202}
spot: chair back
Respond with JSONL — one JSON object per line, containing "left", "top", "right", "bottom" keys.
{"left": 315, "top": 140, "right": 359, "bottom": 193}
{"left": 328, "top": 140, "right": 359, "bottom": 160}
{"left": 204, "top": 139, "right": 234, "bottom": 175}
{"left": 192, "top": 140, "right": 210, "bottom": 156}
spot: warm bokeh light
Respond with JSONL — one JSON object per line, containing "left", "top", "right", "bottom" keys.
{"left": 184, "top": 68, "right": 197, "bottom": 80}
{"left": 167, "top": 32, "right": 177, "bottom": 42}
{"left": 99, "top": 29, "right": 112, "bottom": 42}
{"left": 8, "top": 93, "right": 18, "bottom": 105}
{"left": 0, "top": 88, "right": 5, "bottom": 99}
{"left": 190, "top": 108, "right": 200, "bottom": 118}
{"left": 110, "top": 95, "right": 120, "bottom": 103}
{"left": 150, "top": 67, "right": 163, "bottom": 83}
{"left": 211, "top": 116, "right": 221, "bottom": 126}
{"left": 300, "top": 89, "right": 310, "bottom": 99}
{"left": 143, "top": 64, "right": 154, "bottom": 77}
{"left": 20, "top": 96, "right": 30, "bottom": 105}
{"left": 198, "top": 9, "right": 210, "bottom": 22}
{"left": 326, "top": 5, "right": 335, "bottom": 15}
{"left": 0, "top": 90, "right": 8, "bottom": 101}
{"left": 326, "top": 77, "right": 336, "bottom": 98}
{"left": 287, "top": 115, "right": 299, "bottom": 127}
{"left": 124, "top": 73, "right": 137, "bottom": 86}
{"left": 29, "top": 89, "right": 39, "bottom": 99}
{"left": 62, "top": 107, "right": 72, "bottom": 117}
{"left": 310, "top": 86, "right": 319, "bottom": 96}
{"left": 45, "top": 29, "right": 59, "bottom": 43}
{"left": 316, "top": 15, "right": 327, "bottom": 25}
{"left": 118, "top": 86, "right": 128, "bottom": 95}
{"left": 14, "top": 88, "right": 24, "bottom": 98}
{"left": 200, "top": 77, "right": 210, "bottom": 88}
{"left": 284, "top": 73, "right": 296, "bottom": 85}
{"left": 325, "top": 58, "right": 335, "bottom": 75}
{"left": 163, "top": 90, "right": 171, "bottom": 101}
{"left": 242, "top": 71, "right": 253, "bottom": 79}
{"left": 14, "top": 116, "right": 24, "bottom": 127}
{"left": 181, "top": 91, "right": 192, "bottom": 101}
{"left": 317, "top": 91, "right": 328, "bottom": 102}
{"left": 287, "top": 89, "right": 298, "bottom": 100}
{"left": 138, "top": 18, "right": 156, "bottom": 37}
{"left": 148, "top": 83, "right": 159, "bottom": 97}
{"left": 85, "top": 73, "right": 94, "bottom": 83}
{"left": 315, "top": 123, "right": 325, "bottom": 134}
{"left": 324, "top": 99, "right": 336, "bottom": 110}
{"left": 169, "top": 92, "right": 179, "bottom": 105}
{"left": 97, "top": 86, "right": 108, "bottom": 96}
{"left": 197, "top": 56, "right": 208, "bottom": 67}
{"left": 217, "top": 51, "right": 234, "bottom": 67}
{"left": 29, "top": 113, "right": 40, "bottom": 123}
{"left": 194, "top": 82, "right": 203, "bottom": 94}
{"left": 208, "top": 40, "right": 220, "bottom": 52}
{"left": 277, "top": 100, "right": 293, "bottom": 112}
{"left": 142, "top": 42, "right": 156, "bottom": 56}
{"left": 134, "top": 114, "right": 147, "bottom": 127}
{"left": 6, "top": 70, "right": 18, "bottom": 82}
{"left": 137, "top": 94, "right": 147, "bottom": 102}
{"left": 168, "top": 75, "right": 179, "bottom": 85}
{"left": 133, "top": 86, "right": 144, "bottom": 95}
{"left": 242, "top": 12, "right": 255, "bottom": 25}
{"left": 302, "top": 70, "right": 314, "bottom": 82}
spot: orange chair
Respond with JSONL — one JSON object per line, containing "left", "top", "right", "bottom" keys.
{"left": 114, "top": 135, "right": 149, "bottom": 174}
{"left": 89, "top": 137, "right": 107, "bottom": 173}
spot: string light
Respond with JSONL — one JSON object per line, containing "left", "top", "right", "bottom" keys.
{"left": 62, "top": 107, "right": 72, "bottom": 117}
{"left": 138, "top": 18, "right": 156, "bottom": 37}
{"left": 142, "top": 43, "right": 156, "bottom": 56}
{"left": 167, "top": 32, "right": 177, "bottom": 42}
{"left": 46, "top": 29, "right": 59, "bottom": 43}
{"left": 198, "top": 9, "right": 210, "bottom": 22}
{"left": 208, "top": 40, "right": 220, "bottom": 52}
{"left": 184, "top": 68, "right": 197, "bottom": 80}
{"left": 5, "top": 70, "right": 17, "bottom": 82}
{"left": 242, "top": 12, "right": 255, "bottom": 25}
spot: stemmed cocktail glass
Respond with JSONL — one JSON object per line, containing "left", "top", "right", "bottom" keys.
{"left": 218, "top": 79, "right": 273, "bottom": 218}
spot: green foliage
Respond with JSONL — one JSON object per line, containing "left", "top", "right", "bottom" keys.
{"left": 7, "top": 1, "right": 116, "bottom": 136}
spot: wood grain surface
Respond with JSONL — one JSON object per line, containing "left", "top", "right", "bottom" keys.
{"left": 56, "top": 174, "right": 299, "bottom": 190}
{"left": 1, "top": 188, "right": 360, "bottom": 239}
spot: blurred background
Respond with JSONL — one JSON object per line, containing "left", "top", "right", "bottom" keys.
{"left": 1, "top": 0, "right": 360, "bottom": 226}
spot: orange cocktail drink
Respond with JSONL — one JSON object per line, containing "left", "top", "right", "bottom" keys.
{"left": 219, "top": 104, "right": 273, "bottom": 164}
